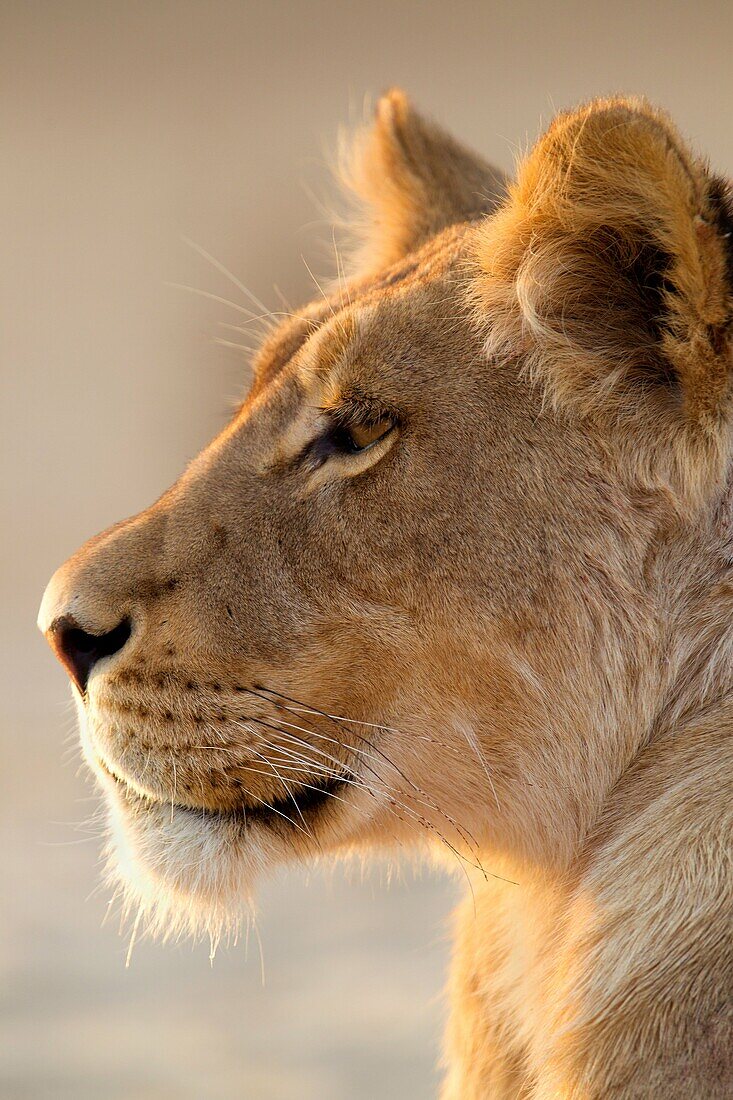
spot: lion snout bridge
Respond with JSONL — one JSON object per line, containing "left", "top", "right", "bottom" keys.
{"left": 38, "top": 505, "right": 169, "bottom": 692}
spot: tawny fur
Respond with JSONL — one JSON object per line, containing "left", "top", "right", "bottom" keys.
{"left": 40, "top": 93, "right": 733, "bottom": 1097}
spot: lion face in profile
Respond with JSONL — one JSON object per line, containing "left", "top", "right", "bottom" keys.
{"left": 39, "top": 89, "right": 733, "bottom": 963}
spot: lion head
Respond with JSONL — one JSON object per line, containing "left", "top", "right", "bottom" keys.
{"left": 39, "top": 92, "right": 733, "bottom": 942}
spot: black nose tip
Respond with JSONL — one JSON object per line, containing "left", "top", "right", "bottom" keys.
{"left": 46, "top": 616, "right": 132, "bottom": 693}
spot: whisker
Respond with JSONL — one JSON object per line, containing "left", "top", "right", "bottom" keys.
{"left": 214, "top": 337, "right": 258, "bottom": 355}
{"left": 165, "top": 281, "right": 261, "bottom": 318}
{"left": 241, "top": 789, "right": 314, "bottom": 840}
{"left": 246, "top": 744, "right": 314, "bottom": 836}
{"left": 458, "top": 721, "right": 501, "bottom": 812}
{"left": 254, "top": 727, "right": 426, "bottom": 839}
{"left": 251, "top": 720, "right": 488, "bottom": 877}
{"left": 181, "top": 235, "right": 272, "bottom": 316}
{"left": 273, "top": 283, "right": 294, "bottom": 314}
{"left": 301, "top": 255, "right": 347, "bottom": 339}
{"left": 331, "top": 225, "right": 352, "bottom": 311}
{"left": 250, "top": 688, "right": 485, "bottom": 860}
{"left": 247, "top": 690, "right": 518, "bottom": 884}
{"left": 218, "top": 311, "right": 302, "bottom": 333}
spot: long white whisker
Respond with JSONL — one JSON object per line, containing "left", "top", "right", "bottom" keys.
{"left": 253, "top": 728, "right": 427, "bottom": 838}
{"left": 214, "top": 337, "right": 258, "bottom": 355}
{"left": 250, "top": 696, "right": 485, "bottom": 859}
{"left": 459, "top": 721, "right": 501, "bottom": 812}
{"left": 254, "top": 723, "right": 489, "bottom": 876}
{"left": 242, "top": 789, "right": 313, "bottom": 839}
{"left": 331, "top": 225, "right": 352, "bottom": 311}
{"left": 125, "top": 904, "right": 144, "bottom": 969}
{"left": 181, "top": 235, "right": 272, "bottom": 316}
{"left": 218, "top": 310, "right": 303, "bottom": 331}
{"left": 301, "top": 255, "right": 347, "bottom": 339}
{"left": 246, "top": 745, "right": 313, "bottom": 836}
{"left": 165, "top": 281, "right": 260, "bottom": 318}
{"left": 248, "top": 691, "right": 515, "bottom": 884}
{"left": 273, "top": 284, "right": 294, "bottom": 313}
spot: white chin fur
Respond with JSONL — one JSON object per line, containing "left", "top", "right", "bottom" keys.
{"left": 77, "top": 704, "right": 409, "bottom": 947}
{"left": 99, "top": 769, "right": 335, "bottom": 946}
{"left": 75, "top": 699, "right": 324, "bottom": 945}
{"left": 96, "top": 765, "right": 388, "bottom": 949}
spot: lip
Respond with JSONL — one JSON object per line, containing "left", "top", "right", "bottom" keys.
{"left": 95, "top": 753, "right": 349, "bottom": 830}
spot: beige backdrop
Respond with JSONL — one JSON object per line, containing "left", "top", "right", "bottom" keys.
{"left": 3, "top": 2, "right": 733, "bottom": 1097}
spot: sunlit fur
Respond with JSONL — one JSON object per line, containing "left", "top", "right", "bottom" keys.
{"left": 40, "top": 93, "right": 732, "bottom": 1096}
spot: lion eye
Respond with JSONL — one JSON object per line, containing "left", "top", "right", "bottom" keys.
{"left": 305, "top": 412, "right": 397, "bottom": 469}
{"left": 328, "top": 416, "right": 395, "bottom": 455}
{"left": 343, "top": 419, "right": 394, "bottom": 451}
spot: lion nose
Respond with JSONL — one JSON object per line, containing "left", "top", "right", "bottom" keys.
{"left": 45, "top": 615, "right": 132, "bottom": 694}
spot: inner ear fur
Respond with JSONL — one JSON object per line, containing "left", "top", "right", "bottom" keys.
{"left": 341, "top": 88, "right": 506, "bottom": 274}
{"left": 473, "top": 97, "right": 733, "bottom": 436}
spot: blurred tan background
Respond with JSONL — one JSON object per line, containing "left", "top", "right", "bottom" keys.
{"left": 2, "top": 1, "right": 733, "bottom": 1097}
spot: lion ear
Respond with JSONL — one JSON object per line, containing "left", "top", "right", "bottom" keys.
{"left": 342, "top": 88, "right": 506, "bottom": 274}
{"left": 475, "top": 97, "right": 733, "bottom": 433}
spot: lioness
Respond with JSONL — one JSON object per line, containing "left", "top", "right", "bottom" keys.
{"left": 40, "top": 91, "right": 732, "bottom": 1097}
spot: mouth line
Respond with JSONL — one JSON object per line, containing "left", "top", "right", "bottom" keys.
{"left": 232, "top": 772, "right": 348, "bottom": 828}
{"left": 96, "top": 755, "right": 349, "bottom": 830}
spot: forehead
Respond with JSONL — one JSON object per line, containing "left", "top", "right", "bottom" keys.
{"left": 248, "top": 223, "right": 470, "bottom": 401}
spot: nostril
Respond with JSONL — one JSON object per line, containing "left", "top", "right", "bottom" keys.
{"left": 47, "top": 616, "right": 132, "bottom": 694}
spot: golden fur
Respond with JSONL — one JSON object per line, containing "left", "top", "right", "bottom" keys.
{"left": 40, "top": 91, "right": 733, "bottom": 1096}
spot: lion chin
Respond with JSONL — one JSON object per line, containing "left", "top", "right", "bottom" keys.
{"left": 40, "top": 90, "right": 733, "bottom": 1098}
{"left": 78, "top": 701, "right": 382, "bottom": 946}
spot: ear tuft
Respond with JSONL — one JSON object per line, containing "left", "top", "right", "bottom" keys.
{"left": 340, "top": 88, "right": 505, "bottom": 274}
{"left": 473, "top": 97, "right": 733, "bottom": 436}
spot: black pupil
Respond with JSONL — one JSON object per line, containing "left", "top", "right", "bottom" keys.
{"left": 331, "top": 425, "right": 366, "bottom": 453}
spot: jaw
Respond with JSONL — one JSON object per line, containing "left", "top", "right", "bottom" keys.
{"left": 90, "top": 731, "right": 483, "bottom": 944}
{"left": 92, "top": 752, "right": 390, "bottom": 945}
{"left": 69, "top": 691, "right": 389, "bottom": 941}
{"left": 73, "top": 683, "right": 510, "bottom": 942}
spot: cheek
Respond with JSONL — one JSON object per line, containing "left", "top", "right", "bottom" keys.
{"left": 302, "top": 500, "right": 423, "bottom": 607}
{"left": 282, "top": 615, "right": 413, "bottom": 714}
